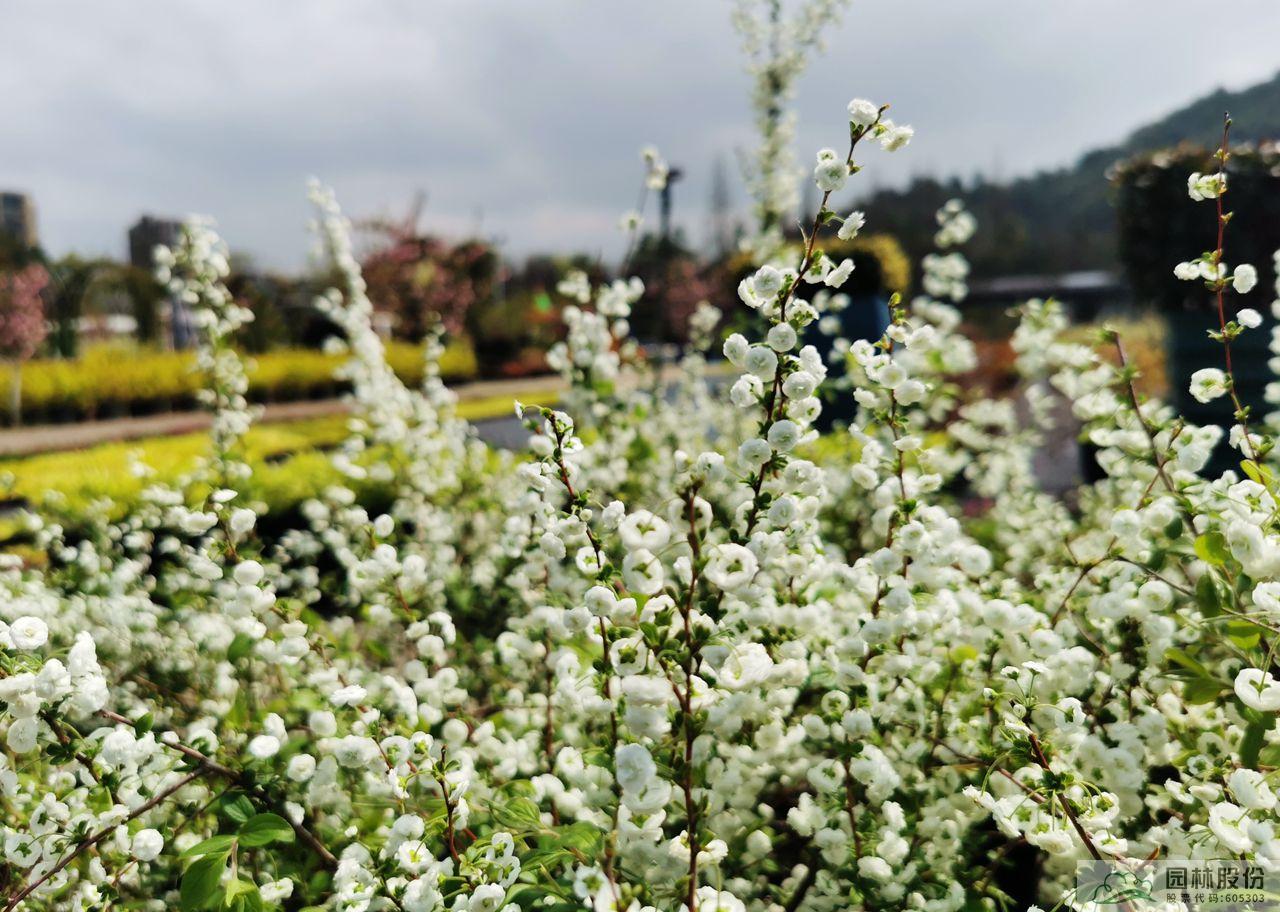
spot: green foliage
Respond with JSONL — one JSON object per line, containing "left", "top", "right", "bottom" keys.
{"left": 237, "top": 814, "right": 295, "bottom": 848}
{"left": 0, "top": 339, "right": 478, "bottom": 426}
{"left": 0, "top": 390, "right": 559, "bottom": 523}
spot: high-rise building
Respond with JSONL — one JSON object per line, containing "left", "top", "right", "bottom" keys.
{"left": 127, "top": 215, "right": 182, "bottom": 270}
{"left": 0, "top": 192, "right": 37, "bottom": 248}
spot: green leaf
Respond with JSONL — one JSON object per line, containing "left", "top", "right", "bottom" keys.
{"left": 181, "top": 853, "right": 228, "bottom": 911}
{"left": 238, "top": 813, "right": 295, "bottom": 848}
{"left": 1165, "top": 647, "right": 1210, "bottom": 679}
{"left": 1193, "top": 532, "right": 1230, "bottom": 567}
{"left": 223, "top": 879, "right": 255, "bottom": 902}
{"left": 224, "top": 879, "right": 263, "bottom": 911}
{"left": 134, "top": 712, "right": 155, "bottom": 734}
{"left": 227, "top": 633, "right": 255, "bottom": 662}
{"left": 181, "top": 834, "right": 237, "bottom": 858}
{"left": 220, "top": 793, "right": 256, "bottom": 825}
{"left": 1240, "top": 714, "right": 1276, "bottom": 767}
{"left": 1163, "top": 516, "right": 1184, "bottom": 541}
{"left": 1241, "top": 459, "right": 1274, "bottom": 488}
{"left": 1183, "top": 678, "right": 1224, "bottom": 705}
{"left": 1195, "top": 572, "right": 1223, "bottom": 618}
{"left": 1227, "top": 620, "right": 1263, "bottom": 650}
{"left": 558, "top": 820, "right": 604, "bottom": 853}
{"left": 491, "top": 796, "right": 542, "bottom": 832}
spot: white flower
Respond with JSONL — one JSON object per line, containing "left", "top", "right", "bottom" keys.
{"left": 1189, "top": 367, "right": 1228, "bottom": 404}
{"left": 753, "top": 266, "right": 784, "bottom": 298}
{"left": 723, "top": 333, "right": 749, "bottom": 366}
{"left": 614, "top": 743, "right": 656, "bottom": 794}
{"left": 767, "top": 419, "right": 801, "bottom": 451}
{"left": 1234, "top": 668, "right": 1280, "bottom": 711}
{"left": 783, "top": 370, "right": 817, "bottom": 400}
{"left": 248, "top": 734, "right": 281, "bottom": 760}
{"left": 1233, "top": 264, "right": 1259, "bottom": 294}
{"left": 1188, "top": 171, "right": 1226, "bottom": 201}
{"left": 1208, "top": 802, "right": 1252, "bottom": 853}
{"left": 6, "top": 717, "right": 38, "bottom": 754}
{"left": 330, "top": 684, "right": 367, "bottom": 707}
{"left": 814, "top": 159, "right": 848, "bottom": 193}
{"left": 767, "top": 323, "right": 797, "bottom": 352}
{"left": 730, "top": 375, "right": 763, "bottom": 408}
{"left": 619, "top": 511, "right": 671, "bottom": 551}
{"left": 858, "top": 855, "right": 894, "bottom": 883}
{"left": 396, "top": 839, "right": 432, "bottom": 874}
{"left": 847, "top": 98, "right": 880, "bottom": 128}
{"left": 233, "top": 560, "right": 265, "bottom": 587}
{"left": 878, "top": 122, "right": 914, "bottom": 151}
{"left": 745, "top": 346, "right": 779, "bottom": 379}
{"left": 287, "top": 753, "right": 316, "bottom": 781}
{"left": 1174, "top": 261, "right": 1200, "bottom": 281}
{"left": 704, "top": 543, "right": 758, "bottom": 591}
{"left": 261, "top": 880, "right": 294, "bottom": 903}
{"left": 718, "top": 643, "right": 774, "bottom": 690}
{"left": 692, "top": 886, "right": 746, "bottom": 912}
{"left": 573, "top": 866, "right": 608, "bottom": 901}
{"left": 1228, "top": 768, "right": 1276, "bottom": 811}
{"left": 468, "top": 883, "right": 506, "bottom": 912}
{"left": 1252, "top": 581, "right": 1280, "bottom": 621}
{"left": 622, "top": 549, "right": 664, "bottom": 596}
{"left": 131, "top": 828, "right": 164, "bottom": 862}
{"left": 823, "top": 258, "right": 854, "bottom": 288}
{"left": 229, "top": 508, "right": 257, "bottom": 536}
{"left": 837, "top": 210, "right": 866, "bottom": 240}
{"left": 9, "top": 617, "right": 47, "bottom": 651}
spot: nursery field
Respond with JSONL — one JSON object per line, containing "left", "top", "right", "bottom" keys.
{"left": 0, "top": 339, "right": 480, "bottom": 427}
{"left": 0, "top": 389, "right": 561, "bottom": 519}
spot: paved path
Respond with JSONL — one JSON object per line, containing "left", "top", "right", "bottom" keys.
{"left": 0, "top": 375, "right": 565, "bottom": 458}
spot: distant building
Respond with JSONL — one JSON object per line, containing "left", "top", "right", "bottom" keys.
{"left": 128, "top": 215, "right": 191, "bottom": 348}
{"left": 966, "top": 270, "right": 1129, "bottom": 322}
{"left": 127, "top": 215, "right": 182, "bottom": 270}
{"left": 0, "top": 192, "right": 37, "bottom": 248}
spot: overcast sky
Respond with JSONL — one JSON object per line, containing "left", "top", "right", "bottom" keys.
{"left": 5, "top": 1, "right": 1280, "bottom": 270}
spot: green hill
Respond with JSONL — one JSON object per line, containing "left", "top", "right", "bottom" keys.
{"left": 857, "top": 71, "right": 1280, "bottom": 279}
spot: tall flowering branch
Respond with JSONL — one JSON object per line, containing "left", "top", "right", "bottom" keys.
{"left": 1176, "top": 114, "right": 1275, "bottom": 472}
{"left": 155, "top": 220, "right": 256, "bottom": 489}
{"left": 732, "top": 0, "right": 850, "bottom": 258}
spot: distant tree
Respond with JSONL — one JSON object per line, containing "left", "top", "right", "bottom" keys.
{"left": 0, "top": 263, "right": 50, "bottom": 424}
{"left": 361, "top": 232, "right": 499, "bottom": 341}
{"left": 115, "top": 264, "right": 167, "bottom": 345}
{"left": 628, "top": 232, "right": 724, "bottom": 344}
{"left": 45, "top": 255, "right": 105, "bottom": 358}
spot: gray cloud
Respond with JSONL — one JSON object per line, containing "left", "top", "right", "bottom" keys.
{"left": 4, "top": 1, "right": 1280, "bottom": 269}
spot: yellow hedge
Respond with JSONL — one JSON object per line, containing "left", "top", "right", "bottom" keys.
{"left": 0, "top": 340, "right": 478, "bottom": 425}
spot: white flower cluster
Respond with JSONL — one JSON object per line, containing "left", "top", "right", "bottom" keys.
{"left": 7, "top": 91, "right": 1280, "bottom": 912}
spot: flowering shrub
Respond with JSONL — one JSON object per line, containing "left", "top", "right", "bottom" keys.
{"left": 5, "top": 89, "right": 1280, "bottom": 912}
{"left": 0, "top": 265, "right": 49, "bottom": 363}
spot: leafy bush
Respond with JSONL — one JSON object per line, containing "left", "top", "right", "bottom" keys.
{"left": 0, "top": 339, "right": 478, "bottom": 425}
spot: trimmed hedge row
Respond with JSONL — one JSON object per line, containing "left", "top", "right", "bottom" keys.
{"left": 0, "top": 340, "right": 478, "bottom": 426}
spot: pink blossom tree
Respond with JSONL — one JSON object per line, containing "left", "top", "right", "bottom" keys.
{"left": 0, "top": 264, "right": 50, "bottom": 425}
